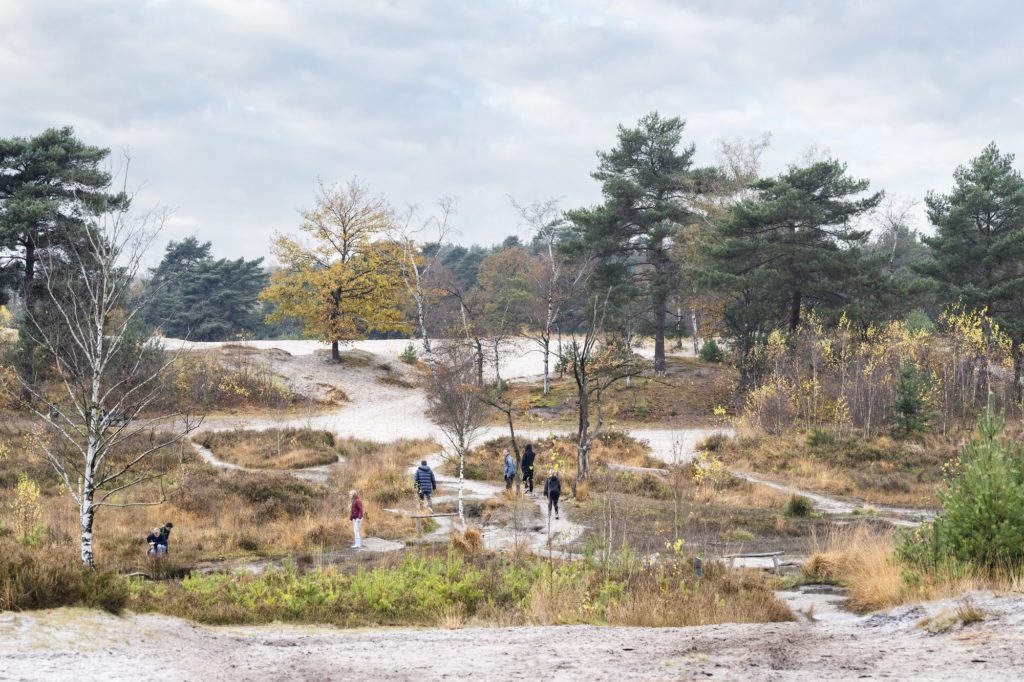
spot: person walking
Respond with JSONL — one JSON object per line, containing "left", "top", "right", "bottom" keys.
{"left": 543, "top": 469, "right": 562, "bottom": 520}
{"left": 413, "top": 459, "right": 437, "bottom": 512}
{"left": 503, "top": 449, "right": 515, "bottom": 490}
{"left": 521, "top": 444, "right": 536, "bottom": 494}
{"left": 349, "top": 489, "right": 364, "bottom": 549}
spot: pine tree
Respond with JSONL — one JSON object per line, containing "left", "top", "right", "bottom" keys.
{"left": 892, "top": 360, "right": 933, "bottom": 437}
{"left": 145, "top": 237, "right": 268, "bottom": 341}
{"left": 567, "top": 112, "right": 697, "bottom": 373}
{"left": 698, "top": 158, "right": 882, "bottom": 385}
{"left": 917, "top": 143, "right": 1024, "bottom": 396}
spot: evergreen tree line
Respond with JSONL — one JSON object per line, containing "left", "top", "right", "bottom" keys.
{"left": 4, "top": 120, "right": 1024, "bottom": 405}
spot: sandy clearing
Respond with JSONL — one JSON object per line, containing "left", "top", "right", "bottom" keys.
{"left": 162, "top": 337, "right": 696, "bottom": 382}
{"left": 2, "top": 593, "right": 1023, "bottom": 681}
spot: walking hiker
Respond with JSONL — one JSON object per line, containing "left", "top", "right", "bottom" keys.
{"left": 413, "top": 459, "right": 437, "bottom": 512}
{"left": 503, "top": 449, "right": 515, "bottom": 490}
{"left": 349, "top": 489, "right": 364, "bottom": 549}
{"left": 543, "top": 469, "right": 562, "bottom": 520}
{"left": 521, "top": 444, "right": 536, "bottom": 494}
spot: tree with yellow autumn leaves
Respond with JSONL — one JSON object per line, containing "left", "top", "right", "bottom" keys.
{"left": 261, "top": 179, "right": 408, "bottom": 361}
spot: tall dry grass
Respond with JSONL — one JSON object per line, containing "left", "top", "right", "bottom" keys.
{"left": 804, "top": 523, "right": 1024, "bottom": 612}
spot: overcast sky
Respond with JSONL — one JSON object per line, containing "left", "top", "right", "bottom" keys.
{"left": 2, "top": 0, "right": 1022, "bottom": 264}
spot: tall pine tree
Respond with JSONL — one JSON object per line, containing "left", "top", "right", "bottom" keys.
{"left": 567, "top": 112, "right": 697, "bottom": 372}
{"left": 917, "top": 143, "right": 1024, "bottom": 395}
{"left": 700, "top": 158, "right": 882, "bottom": 386}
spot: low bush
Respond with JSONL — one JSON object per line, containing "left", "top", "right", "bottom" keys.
{"left": 782, "top": 495, "right": 813, "bottom": 518}
{"left": 0, "top": 541, "right": 128, "bottom": 613}
{"left": 698, "top": 339, "right": 725, "bottom": 364}
{"left": 130, "top": 546, "right": 791, "bottom": 628}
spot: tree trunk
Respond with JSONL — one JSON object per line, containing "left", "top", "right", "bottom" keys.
{"left": 19, "top": 239, "right": 37, "bottom": 398}
{"left": 331, "top": 340, "right": 341, "bottom": 362}
{"left": 542, "top": 335, "right": 550, "bottom": 395}
{"left": 691, "top": 308, "right": 700, "bottom": 354}
{"left": 789, "top": 290, "right": 802, "bottom": 332}
{"left": 475, "top": 339, "right": 484, "bottom": 387}
{"left": 80, "top": 493, "right": 96, "bottom": 566}
{"left": 458, "top": 442, "right": 466, "bottom": 525}
{"left": 576, "top": 383, "right": 590, "bottom": 484}
{"left": 653, "top": 299, "right": 667, "bottom": 373}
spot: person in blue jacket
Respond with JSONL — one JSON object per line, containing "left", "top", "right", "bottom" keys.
{"left": 413, "top": 460, "right": 437, "bottom": 512}
{"left": 503, "top": 449, "right": 516, "bottom": 490}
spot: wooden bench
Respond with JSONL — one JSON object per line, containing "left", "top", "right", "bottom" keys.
{"left": 725, "top": 551, "right": 784, "bottom": 574}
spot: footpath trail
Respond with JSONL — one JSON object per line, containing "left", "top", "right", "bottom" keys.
{"left": 194, "top": 342, "right": 935, "bottom": 537}
{"left": 3, "top": 592, "right": 1024, "bottom": 681}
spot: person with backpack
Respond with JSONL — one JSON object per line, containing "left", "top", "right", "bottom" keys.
{"left": 349, "top": 489, "right": 364, "bottom": 549}
{"left": 543, "top": 469, "right": 562, "bottom": 520}
{"left": 502, "top": 449, "right": 515, "bottom": 490}
{"left": 413, "top": 460, "right": 437, "bottom": 512}
{"left": 521, "top": 444, "right": 536, "bottom": 494}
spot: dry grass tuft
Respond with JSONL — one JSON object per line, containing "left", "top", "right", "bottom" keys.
{"left": 449, "top": 527, "right": 485, "bottom": 555}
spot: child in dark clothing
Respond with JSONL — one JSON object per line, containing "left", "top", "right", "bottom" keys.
{"left": 543, "top": 470, "right": 561, "bottom": 520}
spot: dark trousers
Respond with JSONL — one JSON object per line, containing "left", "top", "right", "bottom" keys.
{"left": 504, "top": 475, "right": 513, "bottom": 490}
{"left": 548, "top": 492, "right": 560, "bottom": 516}
{"left": 523, "top": 467, "right": 534, "bottom": 493}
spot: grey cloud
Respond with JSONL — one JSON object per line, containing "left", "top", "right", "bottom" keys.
{"left": 1, "top": 0, "right": 1022, "bottom": 259}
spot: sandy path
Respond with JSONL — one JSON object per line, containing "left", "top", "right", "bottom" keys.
{"left": 193, "top": 343, "right": 932, "bottom": 530}
{"left": 3, "top": 592, "right": 1023, "bottom": 681}
{"left": 411, "top": 452, "right": 584, "bottom": 555}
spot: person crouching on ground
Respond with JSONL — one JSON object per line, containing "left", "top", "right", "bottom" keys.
{"left": 414, "top": 459, "right": 437, "bottom": 512}
{"left": 147, "top": 522, "right": 173, "bottom": 557}
{"left": 543, "top": 470, "right": 561, "bottom": 520}
{"left": 146, "top": 526, "right": 162, "bottom": 557}
{"left": 521, "top": 443, "right": 536, "bottom": 494}
{"left": 349, "top": 489, "right": 364, "bottom": 549}
{"left": 503, "top": 449, "right": 515, "bottom": 490}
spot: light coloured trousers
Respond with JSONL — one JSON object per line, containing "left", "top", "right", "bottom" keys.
{"left": 352, "top": 518, "right": 362, "bottom": 547}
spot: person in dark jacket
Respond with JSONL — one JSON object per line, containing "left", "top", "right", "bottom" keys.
{"left": 146, "top": 526, "right": 162, "bottom": 557}
{"left": 502, "top": 449, "right": 515, "bottom": 490}
{"left": 349, "top": 489, "right": 364, "bottom": 549}
{"left": 413, "top": 460, "right": 437, "bottom": 512}
{"left": 521, "top": 444, "right": 536, "bottom": 494}
{"left": 543, "top": 470, "right": 562, "bottom": 520}
{"left": 147, "top": 522, "right": 173, "bottom": 557}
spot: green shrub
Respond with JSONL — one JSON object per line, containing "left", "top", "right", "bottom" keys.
{"left": 399, "top": 343, "right": 418, "bottom": 365}
{"left": 911, "top": 402, "right": 1024, "bottom": 568}
{"left": 699, "top": 339, "right": 725, "bottom": 363}
{"left": 806, "top": 428, "right": 835, "bottom": 447}
{"left": 783, "top": 494, "right": 814, "bottom": 518}
{"left": 892, "top": 360, "right": 934, "bottom": 437}
{"left": 905, "top": 309, "right": 935, "bottom": 334}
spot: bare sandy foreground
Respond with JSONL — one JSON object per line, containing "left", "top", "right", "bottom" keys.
{"left": 2, "top": 593, "right": 1023, "bottom": 681}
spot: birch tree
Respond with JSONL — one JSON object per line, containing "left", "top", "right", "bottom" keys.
{"left": 13, "top": 200, "right": 200, "bottom": 566}
{"left": 512, "top": 198, "right": 582, "bottom": 395}
{"left": 393, "top": 197, "right": 455, "bottom": 378}
{"left": 561, "top": 291, "right": 648, "bottom": 488}
{"left": 426, "top": 343, "right": 487, "bottom": 524}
